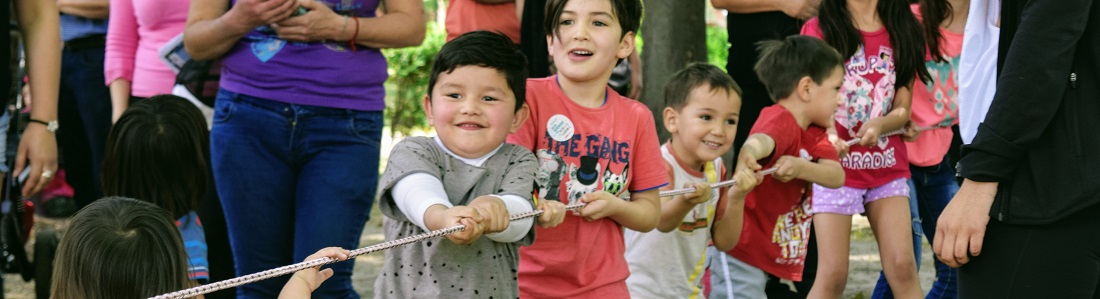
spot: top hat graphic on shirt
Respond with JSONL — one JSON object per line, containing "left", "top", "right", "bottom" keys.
{"left": 576, "top": 156, "right": 600, "bottom": 185}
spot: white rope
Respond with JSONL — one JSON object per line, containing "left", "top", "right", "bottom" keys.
{"left": 843, "top": 125, "right": 939, "bottom": 146}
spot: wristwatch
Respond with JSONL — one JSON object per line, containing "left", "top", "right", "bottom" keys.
{"left": 29, "top": 119, "right": 59, "bottom": 133}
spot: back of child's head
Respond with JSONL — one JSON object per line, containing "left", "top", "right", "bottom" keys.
{"left": 544, "top": 0, "right": 643, "bottom": 39}
{"left": 818, "top": 0, "right": 931, "bottom": 85}
{"left": 754, "top": 35, "right": 845, "bottom": 102}
{"left": 102, "top": 95, "right": 209, "bottom": 219}
{"left": 427, "top": 30, "right": 528, "bottom": 112}
{"left": 51, "top": 196, "right": 191, "bottom": 299}
{"left": 664, "top": 63, "right": 742, "bottom": 111}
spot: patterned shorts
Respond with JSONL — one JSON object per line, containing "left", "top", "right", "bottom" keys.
{"left": 811, "top": 178, "right": 910, "bottom": 215}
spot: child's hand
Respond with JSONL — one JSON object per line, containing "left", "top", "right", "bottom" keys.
{"left": 437, "top": 206, "right": 485, "bottom": 245}
{"left": 855, "top": 119, "right": 885, "bottom": 146}
{"left": 727, "top": 168, "right": 762, "bottom": 199}
{"left": 536, "top": 200, "right": 566, "bottom": 228}
{"left": 279, "top": 247, "right": 351, "bottom": 298}
{"left": 735, "top": 151, "right": 763, "bottom": 175}
{"left": 577, "top": 191, "right": 624, "bottom": 221}
{"left": 829, "top": 133, "right": 850, "bottom": 158}
{"left": 469, "top": 196, "right": 510, "bottom": 234}
{"left": 902, "top": 122, "right": 922, "bottom": 142}
{"left": 680, "top": 182, "right": 713, "bottom": 205}
{"left": 772, "top": 155, "right": 805, "bottom": 183}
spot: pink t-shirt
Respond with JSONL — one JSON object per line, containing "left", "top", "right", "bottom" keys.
{"left": 906, "top": 4, "right": 963, "bottom": 167}
{"left": 728, "top": 105, "right": 838, "bottom": 281}
{"left": 105, "top": 0, "right": 189, "bottom": 97}
{"left": 802, "top": 18, "right": 910, "bottom": 188}
{"left": 445, "top": 0, "right": 521, "bottom": 44}
{"left": 508, "top": 76, "right": 668, "bottom": 298}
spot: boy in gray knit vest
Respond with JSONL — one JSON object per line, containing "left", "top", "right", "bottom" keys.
{"left": 373, "top": 31, "right": 566, "bottom": 298}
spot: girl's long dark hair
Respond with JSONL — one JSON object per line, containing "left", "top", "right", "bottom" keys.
{"left": 820, "top": 0, "right": 932, "bottom": 86}
{"left": 920, "top": 0, "right": 953, "bottom": 62}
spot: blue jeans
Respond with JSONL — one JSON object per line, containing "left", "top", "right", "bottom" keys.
{"left": 872, "top": 156, "right": 960, "bottom": 299}
{"left": 211, "top": 89, "right": 381, "bottom": 298}
{"left": 58, "top": 45, "right": 112, "bottom": 209}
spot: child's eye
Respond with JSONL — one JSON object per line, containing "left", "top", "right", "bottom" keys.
{"left": 594, "top": 21, "right": 607, "bottom": 27}
{"left": 726, "top": 119, "right": 737, "bottom": 125}
{"left": 446, "top": 93, "right": 462, "bottom": 99}
{"left": 700, "top": 115, "right": 712, "bottom": 121}
{"left": 481, "top": 96, "right": 498, "bottom": 102}
{"left": 560, "top": 19, "right": 574, "bottom": 26}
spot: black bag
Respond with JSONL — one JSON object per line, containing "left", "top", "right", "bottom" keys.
{"left": 176, "top": 59, "right": 220, "bottom": 108}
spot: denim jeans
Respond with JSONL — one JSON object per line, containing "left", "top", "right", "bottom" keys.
{"left": 58, "top": 45, "right": 112, "bottom": 209}
{"left": 872, "top": 156, "right": 960, "bottom": 299}
{"left": 211, "top": 89, "right": 381, "bottom": 298}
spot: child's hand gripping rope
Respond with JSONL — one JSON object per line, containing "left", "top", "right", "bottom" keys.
{"left": 150, "top": 164, "right": 796, "bottom": 299}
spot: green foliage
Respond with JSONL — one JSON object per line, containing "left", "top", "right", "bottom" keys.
{"left": 383, "top": 22, "right": 445, "bottom": 137}
{"left": 706, "top": 25, "right": 729, "bottom": 72}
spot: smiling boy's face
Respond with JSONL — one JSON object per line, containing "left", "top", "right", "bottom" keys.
{"left": 546, "top": 0, "right": 635, "bottom": 84}
{"left": 425, "top": 66, "right": 528, "bottom": 159}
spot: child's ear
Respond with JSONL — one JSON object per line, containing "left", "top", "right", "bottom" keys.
{"left": 423, "top": 95, "right": 435, "bottom": 126}
{"left": 662, "top": 107, "right": 678, "bottom": 134}
{"left": 509, "top": 103, "right": 531, "bottom": 133}
{"left": 616, "top": 31, "right": 636, "bottom": 59}
{"left": 796, "top": 76, "right": 814, "bottom": 103}
{"left": 546, "top": 34, "right": 556, "bottom": 57}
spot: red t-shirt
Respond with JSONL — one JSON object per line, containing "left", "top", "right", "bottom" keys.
{"left": 727, "top": 105, "right": 838, "bottom": 281}
{"left": 508, "top": 76, "right": 668, "bottom": 298}
{"left": 802, "top": 18, "right": 910, "bottom": 188}
{"left": 445, "top": 0, "right": 521, "bottom": 44}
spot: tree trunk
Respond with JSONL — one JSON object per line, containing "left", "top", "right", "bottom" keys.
{"left": 640, "top": 0, "right": 707, "bottom": 142}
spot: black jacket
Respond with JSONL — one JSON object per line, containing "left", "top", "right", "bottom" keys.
{"left": 958, "top": 0, "right": 1100, "bottom": 225}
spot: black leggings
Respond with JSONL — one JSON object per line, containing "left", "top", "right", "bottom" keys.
{"left": 959, "top": 202, "right": 1100, "bottom": 298}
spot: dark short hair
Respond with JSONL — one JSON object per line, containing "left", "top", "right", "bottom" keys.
{"left": 51, "top": 197, "right": 191, "bottom": 299}
{"left": 427, "top": 31, "right": 528, "bottom": 112}
{"left": 102, "top": 95, "right": 209, "bottom": 219}
{"left": 664, "top": 63, "right": 742, "bottom": 110}
{"left": 754, "top": 35, "right": 845, "bottom": 102}
{"left": 544, "top": 0, "right": 643, "bottom": 39}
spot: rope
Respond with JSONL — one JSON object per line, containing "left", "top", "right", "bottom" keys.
{"left": 843, "top": 126, "right": 939, "bottom": 146}
{"left": 153, "top": 125, "right": 946, "bottom": 298}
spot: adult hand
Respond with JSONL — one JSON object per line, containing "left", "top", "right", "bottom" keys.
{"left": 272, "top": 0, "right": 348, "bottom": 42}
{"left": 15, "top": 124, "right": 58, "bottom": 197}
{"left": 781, "top": 0, "right": 821, "bottom": 20}
{"left": 226, "top": 0, "right": 298, "bottom": 30}
{"left": 934, "top": 179, "right": 997, "bottom": 268}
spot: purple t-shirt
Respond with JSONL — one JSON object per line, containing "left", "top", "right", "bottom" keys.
{"left": 221, "top": 0, "right": 386, "bottom": 111}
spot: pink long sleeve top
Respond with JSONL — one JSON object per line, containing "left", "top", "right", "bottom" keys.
{"left": 105, "top": 0, "right": 190, "bottom": 97}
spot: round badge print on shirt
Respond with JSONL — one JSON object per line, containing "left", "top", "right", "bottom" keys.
{"left": 547, "top": 114, "right": 575, "bottom": 142}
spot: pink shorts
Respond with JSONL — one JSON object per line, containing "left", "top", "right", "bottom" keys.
{"left": 811, "top": 178, "right": 910, "bottom": 215}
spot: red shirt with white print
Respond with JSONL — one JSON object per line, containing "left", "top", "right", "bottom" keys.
{"left": 727, "top": 105, "right": 838, "bottom": 281}
{"left": 802, "top": 18, "right": 911, "bottom": 188}
{"left": 507, "top": 76, "right": 668, "bottom": 298}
